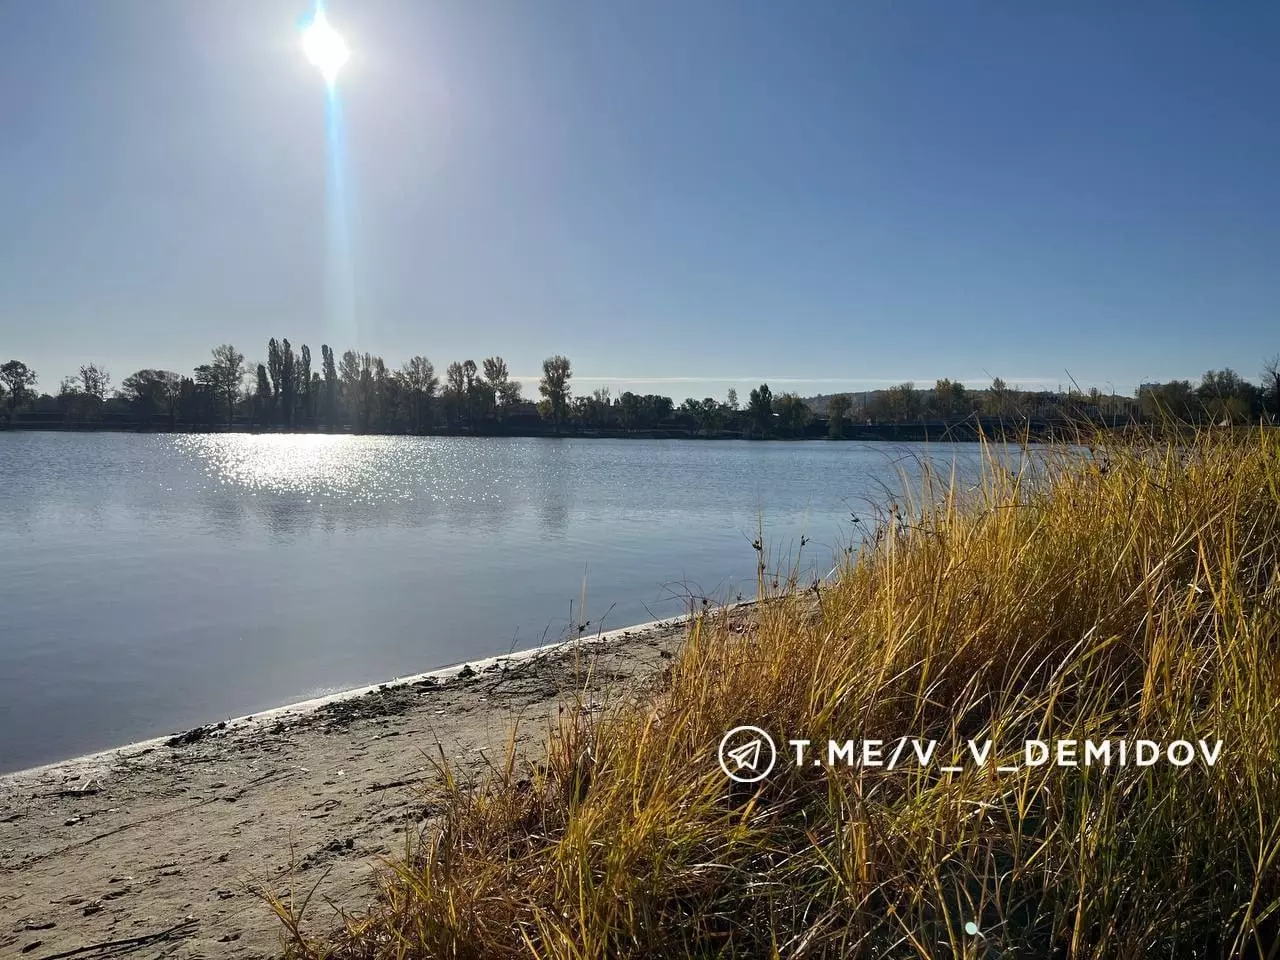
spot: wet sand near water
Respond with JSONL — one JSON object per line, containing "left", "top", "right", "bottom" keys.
{"left": 0, "top": 617, "right": 702, "bottom": 959}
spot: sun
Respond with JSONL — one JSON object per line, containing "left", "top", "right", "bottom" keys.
{"left": 302, "top": 11, "right": 349, "bottom": 86}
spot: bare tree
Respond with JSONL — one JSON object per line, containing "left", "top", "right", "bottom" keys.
{"left": 79, "top": 363, "right": 111, "bottom": 402}
{"left": 207, "top": 344, "right": 245, "bottom": 426}
{"left": 1262, "top": 355, "right": 1280, "bottom": 418}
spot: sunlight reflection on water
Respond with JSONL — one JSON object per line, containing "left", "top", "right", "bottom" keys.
{"left": 0, "top": 433, "right": 993, "bottom": 771}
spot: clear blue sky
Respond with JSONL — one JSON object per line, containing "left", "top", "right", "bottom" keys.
{"left": 1, "top": 1, "right": 1276, "bottom": 401}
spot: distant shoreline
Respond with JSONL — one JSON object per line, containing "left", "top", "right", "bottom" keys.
{"left": 0, "top": 419, "right": 1109, "bottom": 443}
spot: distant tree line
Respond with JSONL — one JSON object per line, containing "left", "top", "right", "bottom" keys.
{"left": 1, "top": 346, "right": 1278, "bottom": 438}
{"left": 810, "top": 366, "right": 1280, "bottom": 435}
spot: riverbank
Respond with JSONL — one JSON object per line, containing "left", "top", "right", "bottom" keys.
{"left": 282, "top": 431, "right": 1280, "bottom": 958}
{"left": 0, "top": 417, "right": 1120, "bottom": 442}
{"left": 0, "top": 615, "right": 714, "bottom": 959}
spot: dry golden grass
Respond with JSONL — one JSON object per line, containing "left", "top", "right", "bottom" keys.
{"left": 276, "top": 428, "right": 1280, "bottom": 959}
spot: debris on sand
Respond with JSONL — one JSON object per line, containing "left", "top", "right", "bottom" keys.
{"left": 165, "top": 726, "right": 210, "bottom": 748}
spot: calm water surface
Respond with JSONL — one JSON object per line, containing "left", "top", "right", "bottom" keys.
{"left": 0, "top": 433, "right": 991, "bottom": 772}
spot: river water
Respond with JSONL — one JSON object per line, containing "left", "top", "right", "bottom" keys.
{"left": 0, "top": 433, "right": 991, "bottom": 772}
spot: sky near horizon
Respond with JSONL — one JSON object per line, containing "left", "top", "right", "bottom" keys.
{"left": 0, "top": 1, "right": 1277, "bottom": 402}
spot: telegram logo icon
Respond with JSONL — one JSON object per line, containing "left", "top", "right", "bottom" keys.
{"left": 718, "top": 726, "right": 778, "bottom": 783}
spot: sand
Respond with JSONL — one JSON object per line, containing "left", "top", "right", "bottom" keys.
{"left": 0, "top": 617, "right": 696, "bottom": 959}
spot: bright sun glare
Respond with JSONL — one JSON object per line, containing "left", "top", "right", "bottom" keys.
{"left": 302, "top": 11, "right": 349, "bottom": 85}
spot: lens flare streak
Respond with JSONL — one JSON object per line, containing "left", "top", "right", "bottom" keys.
{"left": 301, "top": 3, "right": 357, "bottom": 349}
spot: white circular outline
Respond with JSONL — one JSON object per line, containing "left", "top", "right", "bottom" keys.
{"left": 718, "top": 725, "right": 778, "bottom": 783}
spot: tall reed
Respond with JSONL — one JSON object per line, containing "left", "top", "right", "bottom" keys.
{"left": 279, "top": 428, "right": 1280, "bottom": 959}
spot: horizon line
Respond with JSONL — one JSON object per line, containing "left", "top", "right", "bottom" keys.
{"left": 508, "top": 375, "right": 1083, "bottom": 389}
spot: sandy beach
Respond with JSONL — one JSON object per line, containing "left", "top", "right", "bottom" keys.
{"left": 0, "top": 617, "right": 697, "bottom": 959}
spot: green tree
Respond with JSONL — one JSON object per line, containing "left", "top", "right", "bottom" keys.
{"left": 178, "top": 375, "right": 215, "bottom": 424}
{"left": 1197, "top": 368, "right": 1259, "bottom": 424}
{"left": 253, "top": 364, "right": 272, "bottom": 427}
{"left": 747, "top": 383, "right": 774, "bottom": 437}
{"left": 279, "top": 339, "right": 297, "bottom": 426}
{"left": 0, "top": 360, "right": 37, "bottom": 411}
{"left": 398, "top": 356, "right": 438, "bottom": 433}
{"left": 929, "top": 379, "right": 951, "bottom": 418}
{"left": 366, "top": 355, "right": 388, "bottom": 431}
{"left": 865, "top": 391, "right": 892, "bottom": 422}
{"left": 585, "top": 387, "right": 613, "bottom": 428}
{"left": 650, "top": 395, "right": 674, "bottom": 425}
{"left": 338, "top": 349, "right": 362, "bottom": 428}
{"left": 380, "top": 364, "right": 405, "bottom": 431}
{"left": 1139, "top": 380, "right": 1197, "bottom": 423}
{"left": 483, "top": 356, "right": 522, "bottom": 419}
{"left": 498, "top": 379, "right": 523, "bottom": 410}
{"left": 204, "top": 344, "right": 246, "bottom": 426}
{"left": 461, "top": 360, "right": 480, "bottom": 429}
{"left": 369, "top": 356, "right": 391, "bottom": 430}
{"left": 985, "top": 377, "right": 1012, "bottom": 418}
{"left": 827, "top": 393, "right": 852, "bottom": 438}
{"left": 120, "top": 370, "right": 161, "bottom": 422}
{"left": 57, "top": 376, "right": 86, "bottom": 421}
{"left": 320, "top": 345, "right": 339, "bottom": 428}
{"left": 267, "top": 338, "right": 284, "bottom": 423}
{"left": 930, "top": 378, "right": 969, "bottom": 418}
{"left": 481, "top": 356, "right": 508, "bottom": 389}
{"left": 619, "top": 391, "right": 673, "bottom": 431}
{"left": 774, "top": 393, "right": 811, "bottom": 437}
{"left": 448, "top": 360, "right": 473, "bottom": 427}
{"left": 538, "top": 355, "right": 572, "bottom": 433}
{"left": 886, "top": 381, "right": 922, "bottom": 421}
{"left": 120, "top": 369, "right": 180, "bottom": 425}
{"left": 298, "top": 344, "right": 313, "bottom": 426}
{"left": 617, "top": 391, "right": 641, "bottom": 431}
{"left": 157, "top": 370, "right": 182, "bottom": 425}
{"left": 696, "top": 397, "right": 723, "bottom": 436}
{"left": 677, "top": 397, "right": 701, "bottom": 436}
